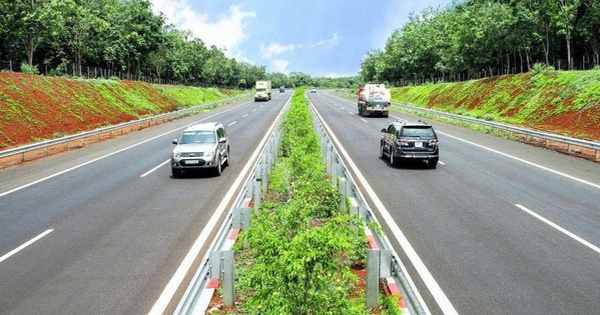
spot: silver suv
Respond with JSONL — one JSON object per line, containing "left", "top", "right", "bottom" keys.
{"left": 171, "top": 122, "right": 230, "bottom": 177}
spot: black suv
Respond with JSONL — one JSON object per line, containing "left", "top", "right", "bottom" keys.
{"left": 380, "top": 120, "right": 439, "bottom": 168}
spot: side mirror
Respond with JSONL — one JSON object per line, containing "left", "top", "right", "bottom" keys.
{"left": 380, "top": 128, "right": 387, "bottom": 133}
{"left": 172, "top": 139, "right": 178, "bottom": 144}
{"left": 218, "top": 137, "right": 227, "bottom": 143}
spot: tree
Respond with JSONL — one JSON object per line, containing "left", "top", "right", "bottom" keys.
{"left": 551, "top": 0, "right": 581, "bottom": 69}
{"left": 6, "top": 0, "right": 65, "bottom": 67}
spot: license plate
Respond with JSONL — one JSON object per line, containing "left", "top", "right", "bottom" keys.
{"left": 414, "top": 142, "right": 423, "bottom": 148}
{"left": 186, "top": 159, "right": 199, "bottom": 164}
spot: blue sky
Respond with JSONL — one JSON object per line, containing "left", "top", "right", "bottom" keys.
{"left": 150, "top": 0, "right": 453, "bottom": 78}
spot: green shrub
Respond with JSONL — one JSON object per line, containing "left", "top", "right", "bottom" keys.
{"left": 21, "top": 62, "right": 39, "bottom": 75}
{"left": 235, "top": 88, "right": 371, "bottom": 314}
{"left": 530, "top": 62, "right": 555, "bottom": 75}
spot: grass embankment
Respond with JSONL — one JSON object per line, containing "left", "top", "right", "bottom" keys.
{"left": 387, "top": 70, "right": 600, "bottom": 141}
{"left": 0, "top": 72, "right": 247, "bottom": 149}
{"left": 213, "top": 89, "right": 400, "bottom": 314}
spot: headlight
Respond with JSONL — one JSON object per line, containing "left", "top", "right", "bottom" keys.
{"left": 172, "top": 152, "right": 181, "bottom": 158}
{"left": 204, "top": 149, "right": 215, "bottom": 157}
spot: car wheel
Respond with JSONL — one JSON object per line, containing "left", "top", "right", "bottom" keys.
{"left": 428, "top": 157, "right": 438, "bottom": 168}
{"left": 389, "top": 150, "right": 396, "bottom": 167}
{"left": 172, "top": 168, "right": 182, "bottom": 178}
{"left": 213, "top": 156, "right": 222, "bottom": 176}
{"left": 380, "top": 142, "right": 385, "bottom": 158}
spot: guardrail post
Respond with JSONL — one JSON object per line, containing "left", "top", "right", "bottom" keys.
{"left": 233, "top": 207, "right": 251, "bottom": 230}
{"left": 209, "top": 251, "right": 221, "bottom": 278}
{"left": 366, "top": 249, "right": 380, "bottom": 308}
{"left": 261, "top": 159, "right": 268, "bottom": 192}
{"left": 339, "top": 178, "right": 347, "bottom": 213}
{"left": 253, "top": 180, "right": 262, "bottom": 211}
{"left": 222, "top": 251, "right": 235, "bottom": 306}
{"left": 349, "top": 197, "right": 359, "bottom": 216}
{"left": 325, "top": 143, "right": 332, "bottom": 174}
{"left": 380, "top": 250, "right": 392, "bottom": 278}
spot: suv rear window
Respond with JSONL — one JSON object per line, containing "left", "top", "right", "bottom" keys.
{"left": 400, "top": 126, "right": 435, "bottom": 137}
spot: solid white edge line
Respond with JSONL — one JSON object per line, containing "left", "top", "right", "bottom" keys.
{"left": 0, "top": 229, "right": 54, "bottom": 263}
{"left": 141, "top": 160, "right": 170, "bottom": 178}
{"left": 515, "top": 204, "right": 600, "bottom": 255}
{"left": 327, "top": 91, "right": 599, "bottom": 191}
{"left": 147, "top": 98, "right": 289, "bottom": 315}
{"left": 436, "top": 132, "right": 600, "bottom": 191}
{"left": 0, "top": 103, "right": 251, "bottom": 198}
{"left": 311, "top": 101, "right": 457, "bottom": 314}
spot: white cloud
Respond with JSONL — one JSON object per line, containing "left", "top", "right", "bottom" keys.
{"left": 150, "top": 0, "right": 255, "bottom": 57}
{"left": 311, "top": 33, "right": 341, "bottom": 48}
{"left": 272, "top": 59, "right": 289, "bottom": 74}
{"left": 323, "top": 72, "right": 357, "bottom": 78}
{"left": 261, "top": 43, "right": 296, "bottom": 59}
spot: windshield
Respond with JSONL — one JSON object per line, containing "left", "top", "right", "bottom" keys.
{"left": 400, "top": 127, "right": 435, "bottom": 137}
{"left": 179, "top": 131, "right": 216, "bottom": 144}
{"left": 256, "top": 88, "right": 266, "bottom": 92}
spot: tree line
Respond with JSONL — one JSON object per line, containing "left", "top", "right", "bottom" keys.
{"left": 0, "top": 0, "right": 271, "bottom": 88}
{"left": 360, "top": 0, "right": 600, "bottom": 85}
{"left": 0, "top": 0, "right": 364, "bottom": 89}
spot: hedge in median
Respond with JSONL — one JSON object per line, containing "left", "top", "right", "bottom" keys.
{"left": 228, "top": 88, "right": 400, "bottom": 315}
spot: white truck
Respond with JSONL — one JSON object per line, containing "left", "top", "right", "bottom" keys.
{"left": 254, "top": 80, "right": 272, "bottom": 101}
{"left": 357, "top": 83, "right": 391, "bottom": 117}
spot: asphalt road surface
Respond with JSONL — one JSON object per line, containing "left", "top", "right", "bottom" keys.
{"left": 308, "top": 91, "right": 600, "bottom": 315}
{"left": 0, "top": 92, "right": 290, "bottom": 315}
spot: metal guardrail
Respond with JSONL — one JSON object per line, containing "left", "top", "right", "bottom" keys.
{"left": 173, "top": 100, "right": 286, "bottom": 315}
{"left": 333, "top": 90, "right": 600, "bottom": 162}
{"left": 391, "top": 102, "right": 600, "bottom": 151}
{"left": 0, "top": 94, "right": 252, "bottom": 161}
{"left": 174, "top": 94, "right": 431, "bottom": 314}
{"left": 307, "top": 98, "right": 430, "bottom": 315}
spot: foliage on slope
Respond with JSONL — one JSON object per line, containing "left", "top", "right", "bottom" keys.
{"left": 390, "top": 70, "right": 600, "bottom": 141}
{"left": 0, "top": 72, "right": 246, "bottom": 149}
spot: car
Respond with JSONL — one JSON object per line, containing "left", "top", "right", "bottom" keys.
{"left": 279, "top": 86, "right": 285, "bottom": 93}
{"left": 310, "top": 87, "right": 316, "bottom": 93}
{"left": 380, "top": 120, "right": 439, "bottom": 168}
{"left": 171, "top": 121, "right": 230, "bottom": 177}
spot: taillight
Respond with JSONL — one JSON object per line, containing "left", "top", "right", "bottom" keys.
{"left": 397, "top": 139, "right": 409, "bottom": 146}
{"left": 429, "top": 139, "right": 439, "bottom": 146}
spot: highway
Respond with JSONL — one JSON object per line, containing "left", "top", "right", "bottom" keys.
{"left": 308, "top": 91, "right": 600, "bottom": 315}
{"left": 0, "top": 92, "right": 290, "bottom": 315}
{"left": 2, "top": 88, "right": 600, "bottom": 315}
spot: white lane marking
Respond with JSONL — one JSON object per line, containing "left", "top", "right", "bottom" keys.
{"left": 348, "top": 111, "right": 354, "bottom": 115}
{"left": 360, "top": 118, "right": 368, "bottom": 123}
{"left": 330, "top": 94, "right": 599, "bottom": 189}
{"left": 0, "top": 229, "right": 54, "bottom": 263}
{"left": 228, "top": 121, "right": 237, "bottom": 127}
{"left": 253, "top": 109, "right": 257, "bottom": 112}
{"left": 141, "top": 160, "right": 170, "bottom": 178}
{"left": 311, "top": 104, "right": 453, "bottom": 314}
{"left": 0, "top": 103, "right": 251, "bottom": 198}
{"left": 243, "top": 114, "right": 249, "bottom": 118}
{"left": 515, "top": 204, "right": 600, "bottom": 255}
{"left": 439, "top": 161, "right": 446, "bottom": 165}
{"left": 438, "top": 131, "right": 600, "bottom": 190}
{"left": 147, "top": 97, "right": 290, "bottom": 315}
